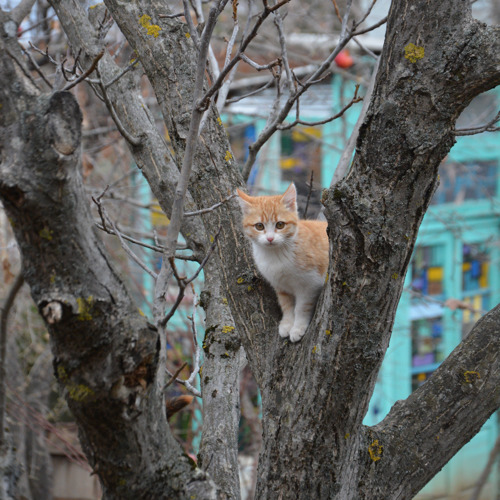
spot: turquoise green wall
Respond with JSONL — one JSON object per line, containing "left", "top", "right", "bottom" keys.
{"left": 233, "top": 76, "right": 499, "bottom": 498}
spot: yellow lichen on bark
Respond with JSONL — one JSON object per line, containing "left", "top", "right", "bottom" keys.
{"left": 404, "top": 43, "right": 425, "bottom": 63}
{"left": 77, "top": 296, "right": 94, "bottom": 321}
{"left": 368, "top": 439, "right": 383, "bottom": 462}
{"left": 139, "top": 14, "right": 161, "bottom": 38}
{"left": 463, "top": 370, "right": 481, "bottom": 383}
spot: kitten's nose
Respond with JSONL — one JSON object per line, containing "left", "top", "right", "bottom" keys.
{"left": 267, "top": 235, "right": 274, "bottom": 242}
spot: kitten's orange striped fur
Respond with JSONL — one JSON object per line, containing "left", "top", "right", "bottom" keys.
{"left": 237, "top": 183, "right": 328, "bottom": 342}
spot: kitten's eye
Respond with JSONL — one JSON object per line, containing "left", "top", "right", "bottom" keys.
{"left": 276, "top": 221, "right": 285, "bottom": 229}
{"left": 254, "top": 223, "right": 265, "bottom": 231}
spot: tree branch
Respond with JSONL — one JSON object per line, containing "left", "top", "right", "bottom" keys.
{"left": 10, "top": 0, "right": 36, "bottom": 26}
{"left": 0, "top": 272, "right": 24, "bottom": 446}
{"left": 469, "top": 434, "right": 500, "bottom": 500}
{"left": 366, "top": 304, "right": 500, "bottom": 498}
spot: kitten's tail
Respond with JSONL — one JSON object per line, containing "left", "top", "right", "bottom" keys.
{"left": 166, "top": 395, "right": 194, "bottom": 420}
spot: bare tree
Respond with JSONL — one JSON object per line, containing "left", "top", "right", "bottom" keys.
{"left": 0, "top": 0, "right": 499, "bottom": 499}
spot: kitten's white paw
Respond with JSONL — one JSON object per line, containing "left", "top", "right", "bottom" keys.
{"left": 289, "top": 325, "right": 306, "bottom": 343}
{"left": 279, "top": 320, "right": 293, "bottom": 338}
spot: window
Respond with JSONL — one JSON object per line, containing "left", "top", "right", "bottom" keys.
{"left": 410, "top": 245, "right": 445, "bottom": 299}
{"left": 432, "top": 160, "right": 497, "bottom": 205}
{"left": 411, "top": 317, "right": 445, "bottom": 366}
{"left": 227, "top": 122, "right": 256, "bottom": 166}
{"left": 280, "top": 127, "right": 322, "bottom": 216}
{"left": 410, "top": 245, "right": 446, "bottom": 391}
{"left": 462, "top": 243, "right": 490, "bottom": 338}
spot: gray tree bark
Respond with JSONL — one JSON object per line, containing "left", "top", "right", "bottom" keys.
{"left": 0, "top": 0, "right": 499, "bottom": 499}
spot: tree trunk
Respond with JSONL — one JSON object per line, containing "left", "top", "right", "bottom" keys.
{"left": 0, "top": 13, "right": 215, "bottom": 498}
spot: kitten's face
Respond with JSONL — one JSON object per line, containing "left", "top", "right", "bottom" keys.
{"left": 237, "top": 184, "right": 299, "bottom": 249}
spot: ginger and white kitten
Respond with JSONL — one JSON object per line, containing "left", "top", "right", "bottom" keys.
{"left": 237, "top": 183, "right": 329, "bottom": 342}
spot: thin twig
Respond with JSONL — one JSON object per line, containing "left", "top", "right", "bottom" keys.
{"left": 92, "top": 185, "right": 110, "bottom": 231}
{"left": 185, "top": 226, "right": 222, "bottom": 287}
{"left": 240, "top": 53, "right": 281, "bottom": 71}
{"left": 199, "top": 0, "right": 291, "bottom": 110}
{"left": 331, "top": 58, "right": 380, "bottom": 186}
{"left": 454, "top": 111, "right": 499, "bottom": 136}
{"left": 186, "top": 290, "right": 201, "bottom": 386}
{"left": 405, "top": 287, "right": 485, "bottom": 315}
{"left": 278, "top": 84, "right": 361, "bottom": 130}
{"left": 95, "top": 222, "right": 164, "bottom": 252}
{"left": 71, "top": 49, "right": 82, "bottom": 76}
{"left": 103, "top": 58, "right": 140, "bottom": 89}
{"left": 273, "top": 9, "right": 293, "bottom": 90}
{"left": 351, "top": 15, "right": 387, "bottom": 36}
{"left": 352, "top": 0, "right": 378, "bottom": 30}
{"left": 303, "top": 171, "right": 314, "bottom": 219}
{"left": 164, "top": 292, "right": 203, "bottom": 397}
{"left": 158, "top": 12, "right": 185, "bottom": 19}
{"left": 165, "top": 362, "right": 188, "bottom": 389}
{"left": 17, "top": 13, "right": 55, "bottom": 34}
{"left": 5, "top": 47, "right": 41, "bottom": 91}
{"left": 226, "top": 79, "right": 274, "bottom": 104}
{"left": 242, "top": 5, "right": 386, "bottom": 182}
{"left": 455, "top": 125, "right": 499, "bottom": 136}
{"left": 59, "top": 55, "right": 71, "bottom": 83}
{"left": 106, "top": 215, "right": 158, "bottom": 279}
{"left": 96, "top": 68, "right": 142, "bottom": 146}
{"left": 182, "top": 0, "right": 200, "bottom": 47}
{"left": 352, "top": 36, "right": 378, "bottom": 59}
{"left": 6, "top": 382, "right": 91, "bottom": 470}
{"left": 160, "top": 227, "right": 222, "bottom": 328}
{"left": 97, "top": 224, "right": 195, "bottom": 259}
{"left": 22, "top": 46, "right": 52, "bottom": 88}
{"left": 28, "top": 41, "right": 78, "bottom": 75}
{"left": 88, "top": 188, "right": 166, "bottom": 215}
{"left": 164, "top": 367, "right": 201, "bottom": 397}
{"left": 184, "top": 194, "right": 237, "bottom": 217}
{"left": 92, "top": 194, "right": 158, "bottom": 280}
{"left": 330, "top": 0, "right": 343, "bottom": 24}
{"left": 60, "top": 49, "right": 104, "bottom": 92}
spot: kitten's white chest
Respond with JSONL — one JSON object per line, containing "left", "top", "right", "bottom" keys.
{"left": 252, "top": 242, "right": 322, "bottom": 294}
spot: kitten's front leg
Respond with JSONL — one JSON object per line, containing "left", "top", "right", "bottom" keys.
{"left": 277, "top": 291, "right": 295, "bottom": 338}
{"left": 289, "top": 294, "right": 317, "bottom": 342}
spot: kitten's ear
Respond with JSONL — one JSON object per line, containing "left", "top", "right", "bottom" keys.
{"left": 236, "top": 188, "right": 253, "bottom": 214}
{"left": 281, "top": 183, "right": 297, "bottom": 212}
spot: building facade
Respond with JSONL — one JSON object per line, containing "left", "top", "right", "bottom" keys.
{"left": 226, "top": 73, "right": 500, "bottom": 499}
